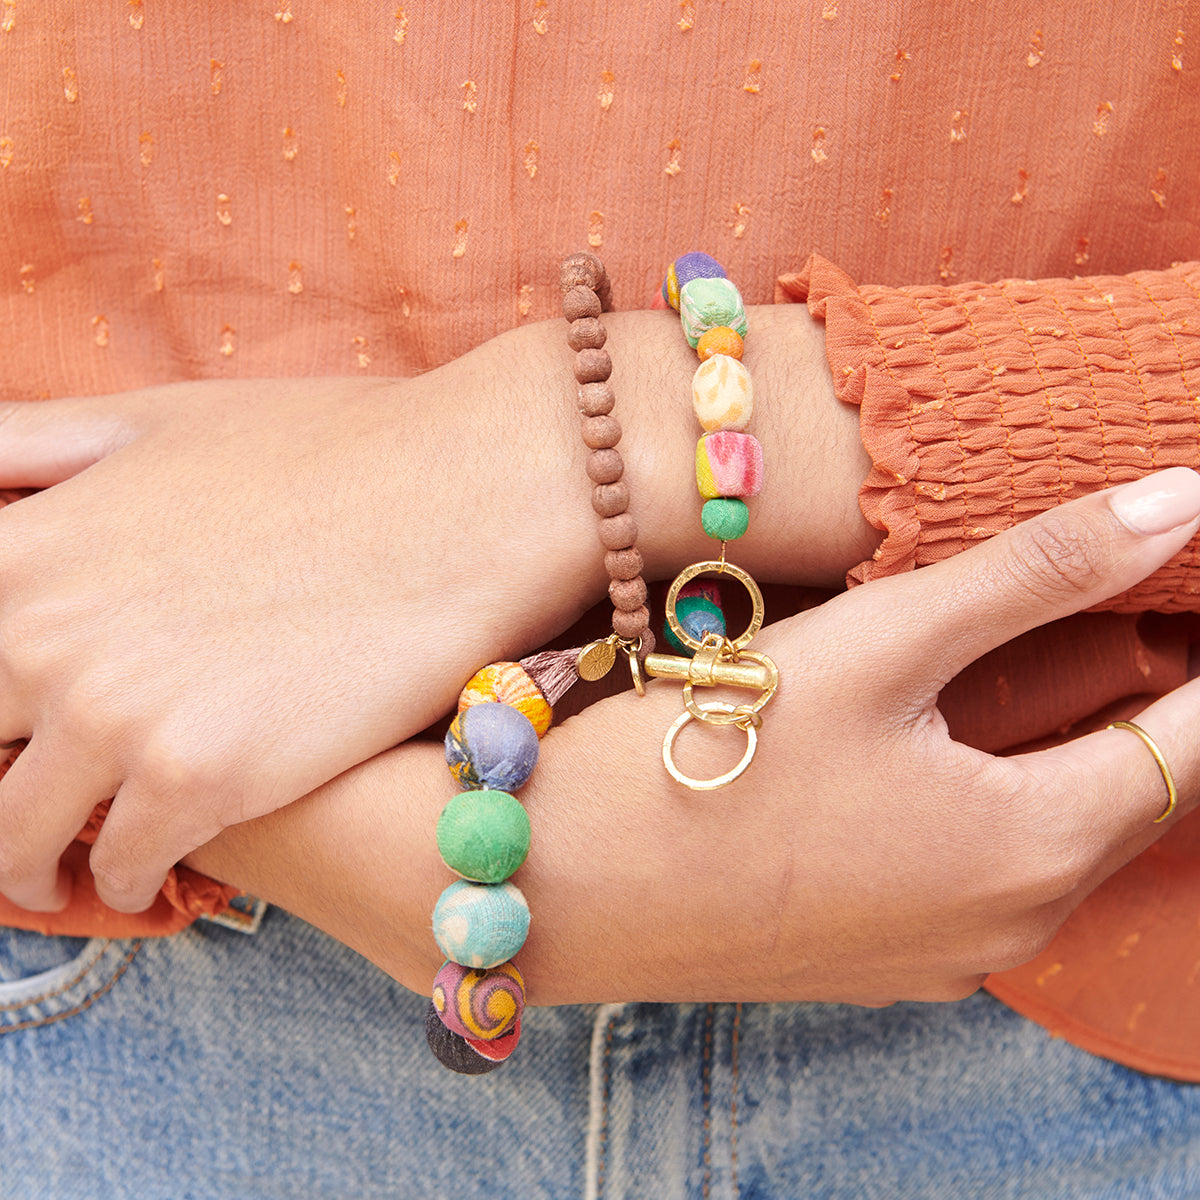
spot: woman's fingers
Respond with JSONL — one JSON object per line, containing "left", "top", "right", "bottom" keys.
{"left": 0, "top": 395, "right": 144, "bottom": 487}
{"left": 0, "top": 737, "right": 118, "bottom": 911}
{"left": 839, "top": 468, "right": 1200, "bottom": 707}
{"left": 1019, "top": 675, "right": 1200, "bottom": 888}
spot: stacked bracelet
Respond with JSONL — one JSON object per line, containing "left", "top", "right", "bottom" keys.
{"left": 424, "top": 652, "right": 579, "bottom": 1075}
{"left": 559, "top": 252, "right": 653, "bottom": 683}
{"left": 643, "top": 253, "right": 779, "bottom": 789}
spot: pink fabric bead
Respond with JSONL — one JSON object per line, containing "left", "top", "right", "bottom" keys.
{"left": 695, "top": 431, "right": 764, "bottom": 499}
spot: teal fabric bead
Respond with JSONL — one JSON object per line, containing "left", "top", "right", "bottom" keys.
{"left": 701, "top": 497, "right": 750, "bottom": 540}
{"left": 432, "top": 880, "right": 531, "bottom": 969}
{"left": 679, "top": 277, "right": 748, "bottom": 348}
{"left": 436, "top": 790, "right": 531, "bottom": 883}
{"left": 664, "top": 596, "right": 726, "bottom": 655}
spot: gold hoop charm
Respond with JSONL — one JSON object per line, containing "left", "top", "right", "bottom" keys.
{"left": 663, "top": 561, "right": 765, "bottom": 654}
{"left": 662, "top": 702, "right": 759, "bottom": 790}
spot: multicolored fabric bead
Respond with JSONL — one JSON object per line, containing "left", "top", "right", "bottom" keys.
{"left": 692, "top": 354, "right": 753, "bottom": 433}
{"left": 695, "top": 431, "right": 764, "bottom": 499}
{"left": 458, "top": 661, "right": 552, "bottom": 737}
{"left": 431, "top": 959, "right": 526, "bottom": 1041}
{"left": 445, "top": 701, "right": 540, "bottom": 792}
{"left": 661, "top": 251, "right": 727, "bottom": 310}
{"left": 436, "top": 789, "right": 531, "bottom": 883}
{"left": 663, "top": 579, "right": 726, "bottom": 655}
{"left": 679, "top": 277, "right": 748, "bottom": 348}
{"left": 432, "top": 879, "right": 531, "bottom": 969}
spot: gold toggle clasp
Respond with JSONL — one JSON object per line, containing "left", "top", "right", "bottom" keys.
{"left": 650, "top": 561, "right": 780, "bottom": 790}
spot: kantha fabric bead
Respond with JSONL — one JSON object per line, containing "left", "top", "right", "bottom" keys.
{"left": 695, "top": 431, "right": 764, "bottom": 499}
{"left": 424, "top": 1001, "right": 503, "bottom": 1076}
{"left": 696, "top": 325, "right": 744, "bottom": 362}
{"left": 466, "top": 1019, "right": 521, "bottom": 1063}
{"left": 431, "top": 959, "right": 526, "bottom": 1041}
{"left": 432, "top": 879, "right": 531, "bottom": 969}
{"left": 679, "top": 277, "right": 748, "bottom": 348}
{"left": 701, "top": 497, "right": 750, "bottom": 541}
{"left": 437, "top": 790, "right": 531, "bottom": 883}
{"left": 445, "top": 701, "right": 540, "bottom": 792}
{"left": 664, "top": 581, "right": 726, "bottom": 654}
{"left": 661, "top": 251, "right": 727, "bottom": 310}
{"left": 458, "top": 662, "right": 552, "bottom": 738}
{"left": 692, "top": 354, "right": 754, "bottom": 432}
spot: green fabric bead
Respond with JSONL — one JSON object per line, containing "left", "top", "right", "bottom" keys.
{"left": 701, "top": 497, "right": 749, "bottom": 540}
{"left": 437, "top": 791, "right": 531, "bottom": 883}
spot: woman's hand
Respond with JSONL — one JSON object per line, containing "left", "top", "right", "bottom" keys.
{"left": 190, "top": 469, "right": 1200, "bottom": 1005}
{"left": 0, "top": 306, "right": 868, "bottom": 917}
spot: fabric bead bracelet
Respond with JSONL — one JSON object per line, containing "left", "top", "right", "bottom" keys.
{"left": 642, "top": 252, "right": 779, "bottom": 790}
{"left": 425, "top": 254, "right": 642, "bottom": 1075}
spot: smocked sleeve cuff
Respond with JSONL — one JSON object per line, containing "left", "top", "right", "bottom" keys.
{"left": 777, "top": 254, "right": 1200, "bottom": 612}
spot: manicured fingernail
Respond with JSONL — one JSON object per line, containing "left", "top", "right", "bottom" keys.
{"left": 1109, "top": 468, "right": 1200, "bottom": 535}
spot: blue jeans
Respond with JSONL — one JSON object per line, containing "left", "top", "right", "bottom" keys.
{"left": 2, "top": 909, "right": 1198, "bottom": 1199}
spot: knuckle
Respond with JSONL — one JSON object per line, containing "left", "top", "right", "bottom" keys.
{"left": 981, "top": 913, "right": 1064, "bottom": 974}
{"left": 919, "top": 975, "right": 988, "bottom": 1003}
{"left": 1001, "top": 510, "right": 1109, "bottom": 603}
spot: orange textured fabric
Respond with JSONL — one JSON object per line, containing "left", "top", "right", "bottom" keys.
{"left": 782, "top": 256, "right": 1200, "bottom": 611}
{"left": 1, "top": 3, "right": 1199, "bottom": 1075}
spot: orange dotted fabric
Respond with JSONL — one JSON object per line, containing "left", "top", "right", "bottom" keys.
{"left": 0, "top": 3, "right": 1197, "bottom": 397}
{"left": 785, "top": 255, "right": 1200, "bottom": 612}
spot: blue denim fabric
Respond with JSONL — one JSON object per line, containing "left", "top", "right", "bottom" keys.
{"left": 2, "top": 910, "right": 1198, "bottom": 1199}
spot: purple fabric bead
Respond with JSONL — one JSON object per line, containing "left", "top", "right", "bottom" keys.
{"left": 445, "top": 701, "right": 540, "bottom": 791}
{"left": 673, "top": 251, "right": 727, "bottom": 289}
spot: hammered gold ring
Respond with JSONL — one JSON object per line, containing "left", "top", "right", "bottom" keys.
{"left": 1106, "top": 720, "right": 1178, "bottom": 823}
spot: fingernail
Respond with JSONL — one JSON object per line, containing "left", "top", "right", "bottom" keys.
{"left": 1109, "top": 468, "right": 1200, "bottom": 535}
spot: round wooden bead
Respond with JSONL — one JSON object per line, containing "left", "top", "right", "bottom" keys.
{"left": 608, "top": 575, "right": 647, "bottom": 611}
{"left": 574, "top": 348, "right": 612, "bottom": 384}
{"left": 432, "top": 879, "right": 531, "bottom": 969}
{"left": 701, "top": 497, "right": 750, "bottom": 541}
{"left": 437, "top": 790, "right": 531, "bottom": 883}
{"left": 695, "top": 431, "right": 764, "bottom": 499}
{"left": 582, "top": 415, "right": 621, "bottom": 449}
{"left": 578, "top": 381, "right": 616, "bottom": 416}
{"left": 425, "top": 1000, "right": 503, "bottom": 1075}
{"left": 697, "top": 325, "right": 745, "bottom": 362}
{"left": 560, "top": 252, "right": 605, "bottom": 292}
{"left": 592, "top": 481, "right": 630, "bottom": 518}
{"left": 612, "top": 605, "right": 650, "bottom": 639}
{"left": 680, "top": 277, "right": 748, "bottom": 348}
{"left": 432, "top": 959, "right": 526, "bottom": 1041}
{"left": 586, "top": 448, "right": 624, "bottom": 484}
{"left": 562, "top": 284, "right": 602, "bottom": 321}
{"left": 604, "top": 546, "right": 643, "bottom": 580}
{"left": 692, "top": 354, "right": 754, "bottom": 432}
{"left": 568, "top": 317, "right": 607, "bottom": 351}
{"left": 598, "top": 512, "right": 638, "bottom": 550}
{"left": 445, "top": 702, "right": 540, "bottom": 792}
{"left": 458, "top": 661, "right": 552, "bottom": 736}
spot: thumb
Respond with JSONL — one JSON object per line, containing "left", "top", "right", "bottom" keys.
{"left": 0, "top": 396, "right": 141, "bottom": 487}
{"left": 843, "top": 467, "right": 1200, "bottom": 703}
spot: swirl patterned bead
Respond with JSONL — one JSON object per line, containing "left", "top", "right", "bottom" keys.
{"left": 431, "top": 959, "right": 526, "bottom": 1041}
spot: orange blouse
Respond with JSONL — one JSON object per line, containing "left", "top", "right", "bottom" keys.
{"left": 2, "top": 1, "right": 1199, "bottom": 1076}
